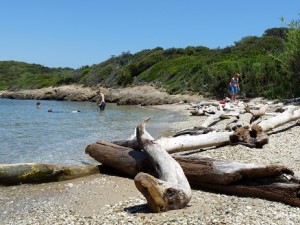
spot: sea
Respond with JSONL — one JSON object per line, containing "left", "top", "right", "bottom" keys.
{"left": 0, "top": 98, "right": 182, "bottom": 165}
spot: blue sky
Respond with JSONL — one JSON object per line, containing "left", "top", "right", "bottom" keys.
{"left": 0, "top": 1, "right": 299, "bottom": 69}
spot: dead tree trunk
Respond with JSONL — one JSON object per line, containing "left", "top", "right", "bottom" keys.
{"left": 134, "top": 119, "right": 191, "bottom": 212}
{"left": 85, "top": 142, "right": 300, "bottom": 207}
{"left": 0, "top": 163, "right": 99, "bottom": 185}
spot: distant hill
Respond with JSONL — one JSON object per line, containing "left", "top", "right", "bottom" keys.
{"left": 0, "top": 61, "right": 74, "bottom": 90}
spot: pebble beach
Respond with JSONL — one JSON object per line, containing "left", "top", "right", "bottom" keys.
{"left": 1, "top": 102, "right": 300, "bottom": 225}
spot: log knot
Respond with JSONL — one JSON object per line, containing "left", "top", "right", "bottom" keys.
{"left": 163, "top": 188, "right": 190, "bottom": 210}
{"left": 229, "top": 125, "right": 268, "bottom": 148}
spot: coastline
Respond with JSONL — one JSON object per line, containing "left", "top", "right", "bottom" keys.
{"left": 1, "top": 90, "right": 300, "bottom": 224}
{"left": 0, "top": 84, "right": 201, "bottom": 106}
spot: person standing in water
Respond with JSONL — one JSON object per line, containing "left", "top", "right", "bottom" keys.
{"left": 98, "top": 92, "right": 106, "bottom": 111}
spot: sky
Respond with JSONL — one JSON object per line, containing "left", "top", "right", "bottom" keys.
{"left": 0, "top": 1, "right": 299, "bottom": 69}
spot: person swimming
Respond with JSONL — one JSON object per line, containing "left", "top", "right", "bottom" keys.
{"left": 48, "top": 109, "right": 80, "bottom": 113}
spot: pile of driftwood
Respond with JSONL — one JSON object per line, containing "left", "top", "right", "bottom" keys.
{"left": 85, "top": 99, "right": 300, "bottom": 212}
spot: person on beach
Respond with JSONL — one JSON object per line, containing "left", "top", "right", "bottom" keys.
{"left": 229, "top": 73, "right": 240, "bottom": 103}
{"left": 98, "top": 92, "right": 106, "bottom": 111}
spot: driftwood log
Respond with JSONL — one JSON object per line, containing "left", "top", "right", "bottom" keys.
{"left": 85, "top": 141, "right": 300, "bottom": 207}
{"left": 114, "top": 131, "right": 232, "bottom": 153}
{"left": 257, "top": 106, "right": 300, "bottom": 132}
{"left": 0, "top": 163, "right": 99, "bottom": 185}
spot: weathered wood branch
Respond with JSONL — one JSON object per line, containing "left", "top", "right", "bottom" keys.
{"left": 85, "top": 142, "right": 300, "bottom": 207}
{"left": 247, "top": 104, "right": 268, "bottom": 117}
{"left": 134, "top": 119, "right": 191, "bottom": 212}
{"left": 174, "top": 106, "right": 227, "bottom": 136}
{"left": 0, "top": 163, "right": 99, "bottom": 185}
{"left": 200, "top": 105, "right": 224, "bottom": 128}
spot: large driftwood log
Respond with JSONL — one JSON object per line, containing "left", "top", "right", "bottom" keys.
{"left": 134, "top": 119, "right": 191, "bottom": 212}
{"left": 0, "top": 163, "right": 99, "bottom": 185}
{"left": 85, "top": 142, "right": 300, "bottom": 207}
{"left": 114, "top": 131, "right": 232, "bottom": 153}
{"left": 85, "top": 140, "right": 152, "bottom": 177}
{"left": 257, "top": 106, "right": 300, "bottom": 132}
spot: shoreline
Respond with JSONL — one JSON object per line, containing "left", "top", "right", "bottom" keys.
{"left": 1, "top": 93, "right": 300, "bottom": 224}
{"left": 0, "top": 84, "right": 201, "bottom": 106}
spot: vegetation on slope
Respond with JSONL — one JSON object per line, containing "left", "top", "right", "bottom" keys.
{"left": 0, "top": 61, "right": 73, "bottom": 90}
{"left": 1, "top": 17, "right": 299, "bottom": 100}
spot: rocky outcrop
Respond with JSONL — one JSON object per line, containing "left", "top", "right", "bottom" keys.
{"left": 0, "top": 85, "right": 200, "bottom": 105}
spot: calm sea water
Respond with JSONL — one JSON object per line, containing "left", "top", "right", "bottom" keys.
{"left": 0, "top": 98, "right": 182, "bottom": 165}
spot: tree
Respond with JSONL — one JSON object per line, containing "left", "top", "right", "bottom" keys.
{"left": 263, "top": 27, "right": 289, "bottom": 40}
{"left": 280, "top": 16, "right": 300, "bottom": 97}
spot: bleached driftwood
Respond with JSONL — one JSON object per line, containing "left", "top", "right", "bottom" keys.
{"left": 190, "top": 108, "right": 205, "bottom": 116}
{"left": 257, "top": 106, "right": 300, "bottom": 132}
{"left": 226, "top": 112, "right": 253, "bottom": 131}
{"left": 115, "top": 131, "right": 232, "bottom": 154}
{"left": 248, "top": 104, "right": 268, "bottom": 117}
{"left": 200, "top": 105, "right": 224, "bottom": 128}
{"left": 134, "top": 119, "right": 191, "bottom": 212}
{"left": 199, "top": 101, "right": 220, "bottom": 107}
{"left": 190, "top": 101, "right": 223, "bottom": 116}
{"left": 181, "top": 105, "right": 226, "bottom": 135}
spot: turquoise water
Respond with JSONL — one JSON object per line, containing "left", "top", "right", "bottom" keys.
{"left": 0, "top": 98, "right": 181, "bottom": 165}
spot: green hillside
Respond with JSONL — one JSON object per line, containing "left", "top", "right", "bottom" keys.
{"left": 1, "top": 21, "right": 300, "bottom": 99}
{"left": 0, "top": 61, "right": 74, "bottom": 90}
